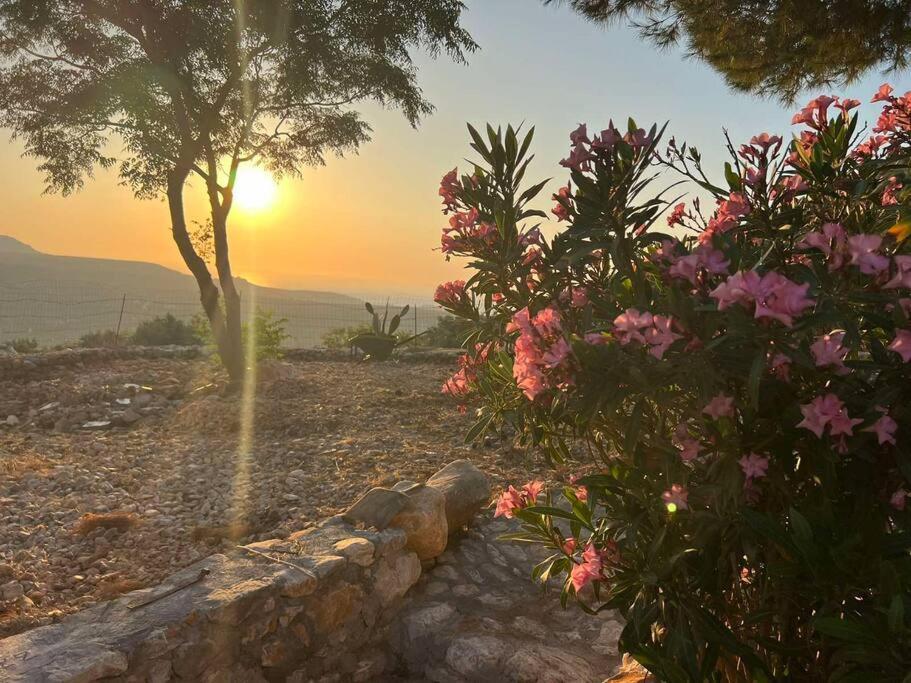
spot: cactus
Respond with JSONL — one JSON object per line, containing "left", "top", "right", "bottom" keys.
{"left": 351, "top": 300, "right": 419, "bottom": 360}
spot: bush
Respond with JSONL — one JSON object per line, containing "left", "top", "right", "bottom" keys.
{"left": 78, "top": 329, "right": 121, "bottom": 348}
{"left": 2, "top": 337, "right": 39, "bottom": 353}
{"left": 192, "top": 308, "right": 289, "bottom": 362}
{"left": 132, "top": 313, "right": 201, "bottom": 346}
{"left": 322, "top": 324, "right": 372, "bottom": 350}
{"left": 420, "top": 315, "right": 475, "bottom": 348}
{"left": 436, "top": 90, "right": 911, "bottom": 681}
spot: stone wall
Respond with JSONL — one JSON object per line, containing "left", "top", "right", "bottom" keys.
{"left": 0, "top": 346, "right": 202, "bottom": 380}
{"left": 0, "top": 460, "right": 491, "bottom": 682}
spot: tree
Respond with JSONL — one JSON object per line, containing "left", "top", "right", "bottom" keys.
{"left": 546, "top": 0, "right": 911, "bottom": 101}
{"left": 0, "top": 1, "right": 476, "bottom": 382}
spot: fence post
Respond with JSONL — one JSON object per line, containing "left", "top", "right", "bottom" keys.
{"left": 114, "top": 294, "right": 126, "bottom": 346}
{"left": 413, "top": 305, "right": 418, "bottom": 345}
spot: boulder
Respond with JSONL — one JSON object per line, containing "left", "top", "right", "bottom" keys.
{"left": 389, "top": 485, "right": 448, "bottom": 561}
{"left": 426, "top": 460, "right": 491, "bottom": 532}
{"left": 344, "top": 488, "right": 410, "bottom": 530}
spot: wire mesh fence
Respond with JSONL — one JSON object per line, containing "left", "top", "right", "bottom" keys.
{"left": 0, "top": 281, "right": 445, "bottom": 349}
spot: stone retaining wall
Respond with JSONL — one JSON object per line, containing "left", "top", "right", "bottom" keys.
{"left": 0, "top": 346, "right": 202, "bottom": 380}
{"left": 0, "top": 460, "right": 491, "bottom": 682}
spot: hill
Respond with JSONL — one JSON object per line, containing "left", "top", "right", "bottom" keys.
{"left": 0, "top": 237, "right": 439, "bottom": 347}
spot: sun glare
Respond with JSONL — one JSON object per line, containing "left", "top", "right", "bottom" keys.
{"left": 233, "top": 166, "right": 278, "bottom": 212}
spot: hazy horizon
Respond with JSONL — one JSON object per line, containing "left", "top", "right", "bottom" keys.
{"left": 0, "top": 0, "right": 907, "bottom": 299}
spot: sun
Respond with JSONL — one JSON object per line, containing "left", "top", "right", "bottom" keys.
{"left": 233, "top": 166, "right": 278, "bottom": 212}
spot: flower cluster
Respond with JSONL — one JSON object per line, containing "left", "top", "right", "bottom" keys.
{"left": 494, "top": 480, "right": 543, "bottom": 518}
{"left": 508, "top": 306, "right": 575, "bottom": 400}
{"left": 433, "top": 87, "right": 911, "bottom": 678}
{"left": 611, "top": 308, "right": 683, "bottom": 359}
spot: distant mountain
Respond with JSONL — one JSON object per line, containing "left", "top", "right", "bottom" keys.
{"left": 0, "top": 235, "right": 38, "bottom": 254}
{"left": 0, "top": 236, "right": 440, "bottom": 347}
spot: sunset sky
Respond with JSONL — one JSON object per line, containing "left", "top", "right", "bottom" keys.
{"left": 0, "top": 0, "right": 905, "bottom": 298}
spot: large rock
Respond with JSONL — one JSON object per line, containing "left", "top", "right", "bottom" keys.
{"left": 344, "top": 488, "right": 410, "bottom": 530}
{"left": 389, "top": 485, "right": 448, "bottom": 561}
{"left": 426, "top": 460, "right": 491, "bottom": 532}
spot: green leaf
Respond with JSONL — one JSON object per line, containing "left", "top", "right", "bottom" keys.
{"left": 747, "top": 351, "right": 765, "bottom": 409}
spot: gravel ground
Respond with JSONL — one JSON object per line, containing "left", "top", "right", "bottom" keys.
{"left": 0, "top": 356, "right": 549, "bottom": 639}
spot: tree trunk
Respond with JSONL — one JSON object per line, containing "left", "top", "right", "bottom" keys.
{"left": 211, "top": 209, "right": 245, "bottom": 382}
{"left": 165, "top": 170, "right": 244, "bottom": 383}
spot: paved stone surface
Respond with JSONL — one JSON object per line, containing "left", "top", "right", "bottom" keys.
{"left": 388, "top": 512, "right": 628, "bottom": 682}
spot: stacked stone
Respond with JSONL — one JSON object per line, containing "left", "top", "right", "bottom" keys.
{"left": 0, "top": 346, "right": 201, "bottom": 381}
{"left": 0, "top": 460, "right": 491, "bottom": 682}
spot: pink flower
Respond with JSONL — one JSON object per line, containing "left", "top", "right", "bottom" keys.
{"left": 662, "top": 484, "right": 688, "bottom": 511}
{"left": 645, "top": 315, "right": 683, "bottom": 359}
{"left": 494, "top": 486, "right": 525, "bottom": 518}
{"left": 885, "top": 256, "right": 911, "bottom": 289}
{"left": 712, "top": 271, "right": 814, "bottom": 327}
{"left": 494, "top": 480, "right": 545, "bottom": 519}
{"left": 570, "top": 543, "right": 603, "bottom": 591}
{"left": 674, "top": 424, "right": 703, "bottom": 462}
{"left": 569, "top": 123, "right": 590, "bottom": 146}
{"left": 865, "top": 414, "right": 897, "bottom": 446}
{"left": 584, "top": 332, "right": 608, "bottom": 345}
{"left": 739, "top": 453, "right": 769, "bottom": 480}
{"left": 571, "top": 287, "right": 589, "bottom": 308}
{"left": 560, "top": 143, "right": 594, "bottom": 172}
{"left": 882, "top": 177, "right": 903, "bottom": 206}
{"left": 770, "top": 352, "right": 792, "bottom": 381}
{"left": 612, "top": 308, "right": 653, "bottom": 345}
{"left": 522, "top": 480, "right": 544, "bottom": 504}
{"left": 552, "top": 184, "right": 572, "bottom": 221}
{"left": 847, "top": 234, "right": 889, "bottom": 275}
{"left": 872, "top": 83, "right": 894, "bottom": 103}
{"left": 442, "top": 368, "right": 470, "bottom": 397}
{"left": 889, "top": 329, "right": 911, "bottom": 362}
{"left": 800, "top": 222, "right": 847, "bottom": 270}
{"left": 434, "top": 280, "right": 467, "bottom": 308}
{"left": 592, "top": 122, "right": 621, "bottom": 151}
{"left": 810, "top": 331, "right": 849, "bottom": 374}
{"left": 541, "top": 337, "right": 572, "bottom": 368}
{"left": 703, "top": 393, "right": 735, "bottom": 420}
{"left": 891, "top": 489, "right": 907, "bottom": 511}
{"left": 439, "top": 167, "right": 460, "bottom": 211}
{"left": 667, "top": 202, "right": 686, "bottom": 226}
{"left": 562, "top": 536, "right": 577, "bottom": 555}
{"left": 575, "top": 485, "right": 588, "bottom": 502}
{"left": 798, "top": 393, "right": 859, "bottom": 438}
{"left": 667, "top": 246, "right": 730, "bottom": 285}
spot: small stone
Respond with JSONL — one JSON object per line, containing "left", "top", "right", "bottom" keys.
{"left": 277, "top": 567, "right": 318, "bottom": 598}
{"left": 1, "top": 581, "right": 24, "bottom": 601}
{"left": 119, "top": 409, "right": 141, "bottom": 425}
{"left": 445, "top": 635, "right": 506, "bottom": 679}
{"left": 332, "top": 537, "right": 375, "bottom": 567}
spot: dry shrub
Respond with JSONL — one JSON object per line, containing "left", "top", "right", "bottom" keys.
{"left": 73, "top": 512, "right": 138, "bottom": 535}
{"left": 97, "top": 577, "right": 145, "bottom": 599}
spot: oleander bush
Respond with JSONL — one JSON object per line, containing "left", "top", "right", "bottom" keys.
{"left": 435, "top": 87, "right": 911, "bottom": 681}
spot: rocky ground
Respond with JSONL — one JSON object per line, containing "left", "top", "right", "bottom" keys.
{"left": 0, "top": 354, "right": 555, "bottom": 639}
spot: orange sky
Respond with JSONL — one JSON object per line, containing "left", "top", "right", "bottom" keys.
{"left": 0, "top": 1, "right": 904, "bottom": 299}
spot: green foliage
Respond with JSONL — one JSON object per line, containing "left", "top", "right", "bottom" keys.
{"left": 0, "top": 0, "right": 476, "bottom": 380}
{"left": 132, "top": 314, "right": 201, "bottom": 347}
{"left": 250, "top": 309, "right": 290, "bottom": 360}
{"left": 421, "top": 315, "right": 475, "bottom": 348}
{"left": 546, "top": 0, "right": 911, "bottom": 101}
{"left": 351, "top": 301, "right": 422, "bottom": 360}
{"left": 322, "top": 324, "right": 372, "bottom": 350}
{"left": 78, "top": 329, "right": 121, "bottom": 348}
{"left": 437, "top": 92, "right": 911, "bottom": 680}
{"left": 193, "top": 308, "right": 288, "bottom": 362}
{"left": 2, "top": 337, "right": 38, "bottom": 353}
